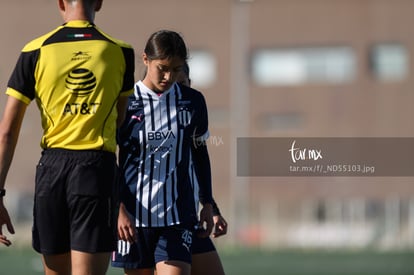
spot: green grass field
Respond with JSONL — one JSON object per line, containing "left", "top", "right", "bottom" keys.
{"left": 1, "top": 247, "right": 414, "bottom": 275}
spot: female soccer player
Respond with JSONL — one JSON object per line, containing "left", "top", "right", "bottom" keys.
{"left": 175, "top": 62, "right": 227, "bottom": 275}
{"left": 112, "top": 30, "right": 214, "bottom": 275}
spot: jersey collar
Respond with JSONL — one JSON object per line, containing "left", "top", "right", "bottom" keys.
{"left": 63, "top": 20, "right": 95, "bottom": 28}
{"left": 137, "top": 81, "right": 175, "bottom": 99}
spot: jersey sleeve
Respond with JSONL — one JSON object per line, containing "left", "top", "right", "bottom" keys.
{"left": 191, "top": 90, "right": 210, "bottom": 142}
{"left": 191, "top": 137, "right": 213, "bottom": 205}
{"left": 6, "top": 49, "right": 40, "bottom": 103}
{"left": 189, "top": 87, "right": 213, "bottom": 204}
{"left": 120, "top": 47, "right": 135, "bottom": 96}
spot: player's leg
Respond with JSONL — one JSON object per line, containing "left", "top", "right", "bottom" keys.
{"left": 41, "top": 253, "right": 71, "bottom": 275}
{"left": 112, "top": 229, "right": 158, "bottom": 275}
{"left": 191, "top": 233, "right": 225, "bottom": 275}
{"left": 71, "top": 251, "right": 110, "bottom": 275}
{"left": 156, "top": 260, "right": 190, "bottom": 275}
{"left": 153, "top": 227, "right": 193, "bottom": 275}
{"left": 125, "top": 268, "right": 154, "bottom": 275}
{"left": 191, "top": 251, "right": 225, "bottom": 275}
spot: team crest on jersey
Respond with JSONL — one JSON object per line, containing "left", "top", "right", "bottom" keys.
{"left": 178, "top": 106, "right": 192, "bottom": 128}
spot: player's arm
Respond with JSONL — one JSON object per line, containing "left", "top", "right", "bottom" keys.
{"left": 191, "top": 140, "right": 214, "bottom": 237}
{"left": 211, "top": 200, "right": 228, "bottom": 238}
{"left": 192, "top": 141, "right": 213, "bottom": 205}
{"left": 116, "top": 94, "right": 129, "bottom": 128}
{"left": 0, "top": 96, "right": 28, "bottom": 246}
{"left": 191, "top": 91, "right": 214, "bottom": 236}
{"left": 116, "top": 94, "right": 137, "bottom": 244}
{"left": 117, "top": 202, "right": 137, "bottom": 244}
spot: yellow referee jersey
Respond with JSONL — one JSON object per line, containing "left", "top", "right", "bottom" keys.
{"left": 6, "top": 20, "right": 135, "bottom": 152}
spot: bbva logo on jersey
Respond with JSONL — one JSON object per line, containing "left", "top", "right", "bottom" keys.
{"left": 147, "top": 130, "right": 176, "bottom": 141}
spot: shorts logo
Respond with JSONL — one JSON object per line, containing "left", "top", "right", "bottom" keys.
{"left": 117, "top": 240, "right": 131, "bottom": 256}
{"left": 65, "top": 68, "right": 97, "bottom": 96}
{"left": 181, "top": 230, "right": 192, "bottom": 253}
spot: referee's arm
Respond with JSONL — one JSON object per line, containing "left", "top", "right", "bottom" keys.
{"left": 0, "top": 96, "right": 27, "bottom": 246}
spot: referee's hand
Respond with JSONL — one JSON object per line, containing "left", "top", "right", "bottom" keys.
{"left": 0, "top": 201, "right": 15, "bottom": 247}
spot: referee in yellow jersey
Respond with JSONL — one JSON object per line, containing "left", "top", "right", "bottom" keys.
{"left": 0, "top": 1, "right": 134, "bottom": 274}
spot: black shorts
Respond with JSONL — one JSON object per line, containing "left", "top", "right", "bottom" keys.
{"left": 192, "top": 234, "right": 216, "bottom": 254}
{"left": 111, "top": 226, "right": 193, "bottom": 269}
{"left": 32, "top": 149, "right": 118, "bottom": 255}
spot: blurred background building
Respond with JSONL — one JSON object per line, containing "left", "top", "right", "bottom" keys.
{"left": 1, "top": 0, "right": 414, "bottom": 250}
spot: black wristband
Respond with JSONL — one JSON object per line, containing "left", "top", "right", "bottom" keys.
{"left": 0, "top": 189, "right": 5, "bottom": 197}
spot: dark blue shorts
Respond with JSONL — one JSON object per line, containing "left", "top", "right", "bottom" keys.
{"left": 32, "top": 149, "right": 117, "bottom": 255}
{"left": 192, "top": 234, "right": 217, "bottom": 254}
{"left": 111, "top": 226, "right": 193, "bottom": 269}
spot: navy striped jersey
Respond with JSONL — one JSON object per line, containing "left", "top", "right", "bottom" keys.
{"left": 118, "top": 81, "right": 212, "bottom": 228}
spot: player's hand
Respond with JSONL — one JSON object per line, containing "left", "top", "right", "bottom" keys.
{"left": 0, "top": 200, "right": 15, "bottom": 246}
{"left": 197, "top": 203, "right": 213, "bottom": 238}
{"left": 212, "top": 215, "right": 228, "bottom": 238}
{"left": 117, "top": 203, "right": 137, "bottom": 244}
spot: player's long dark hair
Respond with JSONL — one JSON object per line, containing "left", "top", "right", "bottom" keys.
{"left": 144, "top": 30, "right": 188, "bottom": 62}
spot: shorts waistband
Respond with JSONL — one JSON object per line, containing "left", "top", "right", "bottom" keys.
{"left": 41, "top": 148, "right": 115, "bottom": 158}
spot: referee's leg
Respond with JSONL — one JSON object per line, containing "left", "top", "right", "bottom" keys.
{"left": 41, "top": 253, "right": 71, "bottom": 275}
{"left": 71, "top": 251, "right": 110, "bottom": 275}
{"left": 41, "top": 251, "right": 110, "bottom": 275}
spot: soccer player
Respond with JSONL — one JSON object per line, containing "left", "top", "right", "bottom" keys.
{"left": 175, "top": 62, "right": 227, "bottom": 275}
{"left": 0, "top": 1, "right": 135, "bottom": 274}
{"left": 112, "top": 30, "right": 214, "bottom": 275}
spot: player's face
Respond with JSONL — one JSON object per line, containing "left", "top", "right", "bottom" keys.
{"left": 143, "top": 54, "right": 184, "bottom": 93}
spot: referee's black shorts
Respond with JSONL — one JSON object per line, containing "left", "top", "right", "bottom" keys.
{"left": 32, "top": 149, "right": 118, "bottom": 255}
